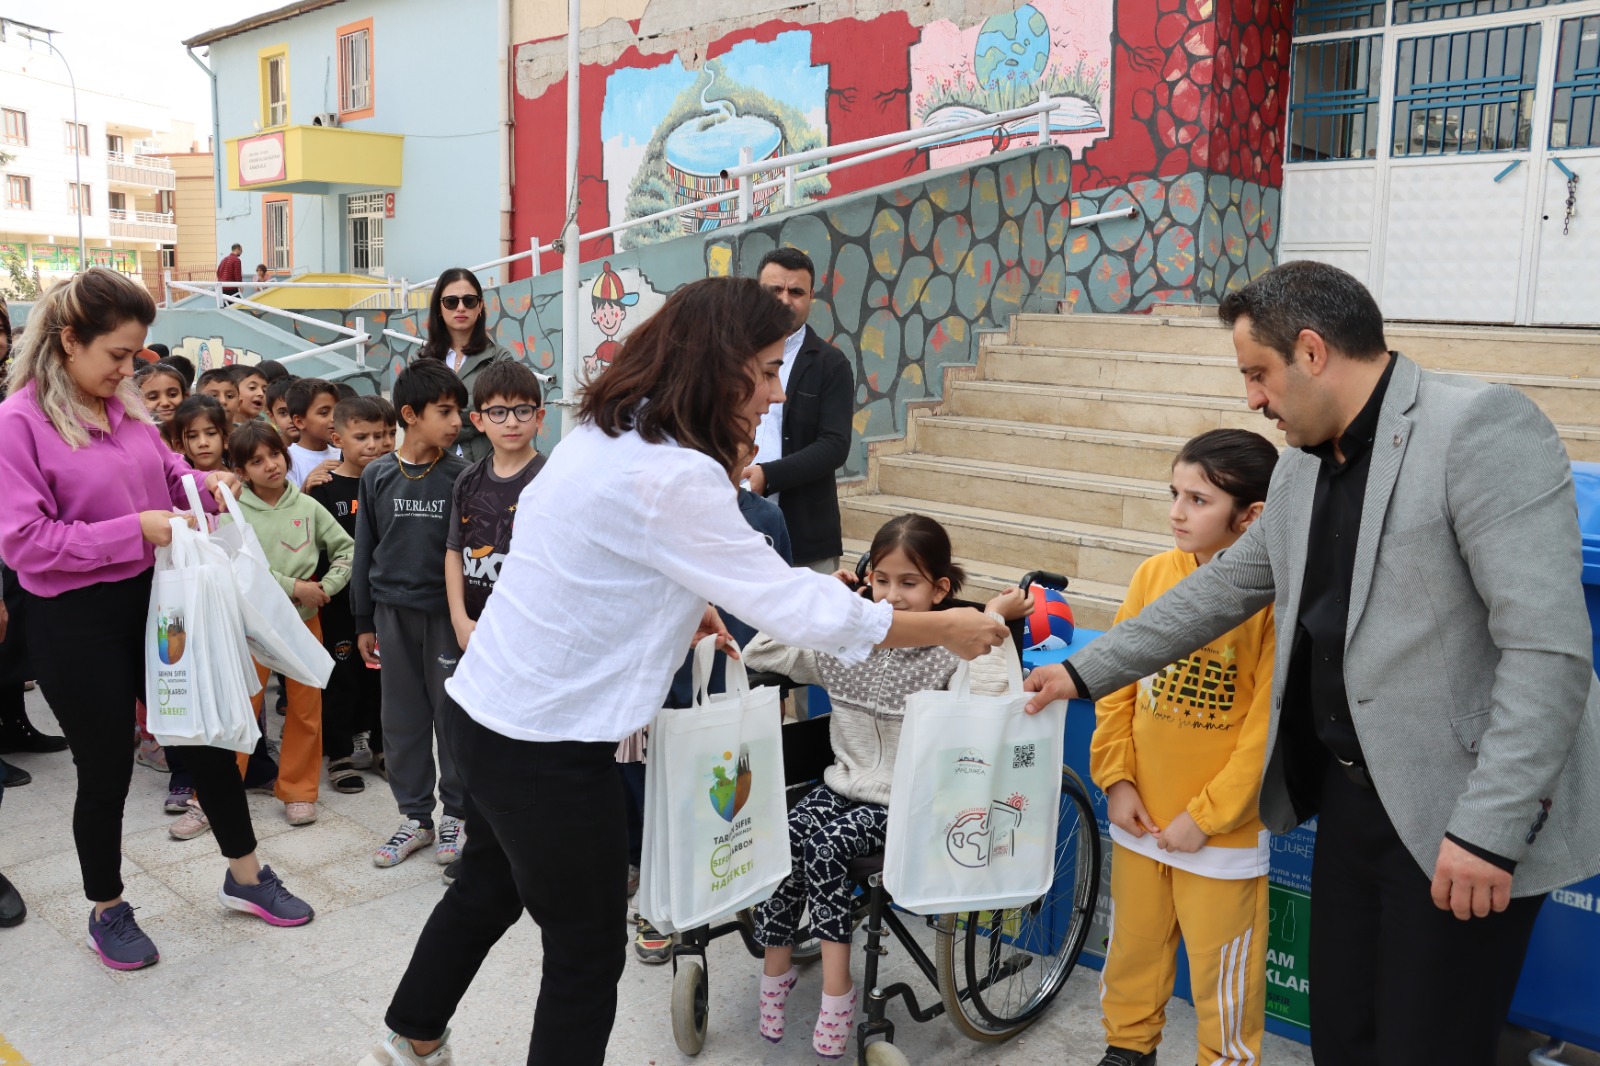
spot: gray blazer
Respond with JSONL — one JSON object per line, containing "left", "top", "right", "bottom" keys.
{"left": 1069, "top": 354, "right": 1600, "bottom": 896}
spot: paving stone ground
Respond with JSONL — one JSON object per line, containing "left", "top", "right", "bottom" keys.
{"left": 0, "top": 686, "right": 1580, "bottom": 1065}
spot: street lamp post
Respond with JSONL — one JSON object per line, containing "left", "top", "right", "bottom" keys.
{"left": 0, "top": 19, "right": 86, "bottom": 270}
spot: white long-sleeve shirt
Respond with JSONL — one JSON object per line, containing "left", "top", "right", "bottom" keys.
{"left": 445, "top": 420, "right": 893, "bottom": 742}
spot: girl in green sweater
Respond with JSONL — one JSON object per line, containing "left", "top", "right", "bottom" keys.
{"left": 228, "top": 422, "right": 354, "bottom": 826}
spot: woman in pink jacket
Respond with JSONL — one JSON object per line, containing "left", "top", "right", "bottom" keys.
{"left": 0, "top": 268, "right": 315, "bottom": 971}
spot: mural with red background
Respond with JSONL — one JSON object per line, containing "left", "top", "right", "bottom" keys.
{"left": 510, "top": 0, "right": 1288, "bottom": 279}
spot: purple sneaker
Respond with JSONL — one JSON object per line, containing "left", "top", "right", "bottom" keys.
{"left": 86, "top": 902, "right": 160, "bottom": 971}
{"left": 219, "top": 865, "right": 314, "bottom": 927}
{"left": 164, "top": 784, "right": 194, "bottom": 814}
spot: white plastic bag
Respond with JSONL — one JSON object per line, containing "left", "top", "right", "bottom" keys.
{"left": 883, "top": 638, "right": 1066, "bottom": 914}
{"left": 638, "top": 636, "right": 790, "bottom": 934}
{"left": 145, "top": 515, "right": 263, "bottom": 754}
{"left": 184, "top": 476, "right": 334, "bottom": 688}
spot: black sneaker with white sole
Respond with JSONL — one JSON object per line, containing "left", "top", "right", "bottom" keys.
{"left": 1097, "top": 1047, "right": 1156, "bottom": 1066}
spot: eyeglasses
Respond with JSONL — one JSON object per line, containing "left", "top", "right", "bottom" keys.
{"left": 441, "top": 294, "right": 481, "bottom": 311}
{"left": 481, "top": 403, "right": 539, "bottom": 423}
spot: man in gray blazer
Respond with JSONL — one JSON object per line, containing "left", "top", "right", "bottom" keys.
{"left": 1027, "top": 261, "right": 1600, "bottom": 1066}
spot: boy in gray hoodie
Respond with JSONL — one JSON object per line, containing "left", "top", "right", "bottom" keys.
{"left": 351, "top": 361, "right": 470, "bottom": 868}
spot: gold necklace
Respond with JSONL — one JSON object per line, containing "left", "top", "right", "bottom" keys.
{"left": 396, "top": 449, "right": 442, "bottom": 480}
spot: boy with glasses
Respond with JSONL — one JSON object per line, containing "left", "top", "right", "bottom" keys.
{"left": 435, "top": 361, "right": 547, "bottom": 885}
{"left": 446, "top": 361, "right": 547, "bottom": 655}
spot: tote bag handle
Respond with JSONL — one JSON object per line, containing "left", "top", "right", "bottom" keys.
{"left": 691, "top": 633, "right": 750, "bottom": 707}
{"left": 947, "top": 633, "right": 1026, "bottom": 699}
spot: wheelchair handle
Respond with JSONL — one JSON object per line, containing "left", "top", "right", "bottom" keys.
{"left": 1019, "top": 570, "right": 1070, "bottom": 595}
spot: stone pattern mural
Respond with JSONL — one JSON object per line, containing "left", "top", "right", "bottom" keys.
{"left": 1061, "top": 171, "right": 1279, "bottom": 313}
{"left": 708, "top": 146, "right": 1075, "bottom": 477}
{"left": 1073, "top": 0, "right": 1290, "bottom": 191}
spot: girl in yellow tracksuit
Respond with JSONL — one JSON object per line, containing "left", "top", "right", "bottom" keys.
{"left": 1090, "top": 428, "right": 1280, "bottom": 1066}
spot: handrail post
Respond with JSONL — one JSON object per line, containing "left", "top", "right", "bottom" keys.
{"left": 355, "top": 316, "right": 367, "bottom": 369}
{"left": 162, "top": 269, "right": 172, "bottom": 307}
{"left": 214, "top": 282, "right": 224, "bottom": 310}
{"left": 737, "top": 146, "right": 754, "bottom": 223}
{"left": 784, "top": 164, "right": 796, "bottom": 209}
{"left": 530, "top": 235, "right": 541, "bottom": 277}
{"left": 1038, "top": 91, "right": 1053, "bottom": 146}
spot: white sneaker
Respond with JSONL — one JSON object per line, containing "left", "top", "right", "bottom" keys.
{"left": 350, "top": 732, "right": 374, "bottom": 771}
{"left": 356, "top": 1027, "right": 453, "bottom": 1065}
{"left": 435, "top": 816, "right": 465, "bottom": 865}
{"left": 373, "top": 819, "right": 436, "bottom": 868}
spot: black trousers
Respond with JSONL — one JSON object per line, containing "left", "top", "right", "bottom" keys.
{"left": 385, "top": 703, "right": 627, "bottom": 1065}
{"left": 320, "top": 618, "right": 383, "bottom": 760}
{"left": 26, "top": 571, "right": 258, "bottom": 902}
{"left": 1309, "top": 761, "right": 1545, "bottom": 1066}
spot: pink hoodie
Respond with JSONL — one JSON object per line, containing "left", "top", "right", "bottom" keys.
{"left": 0, "top": 381, "right": 214, "bottom": 597}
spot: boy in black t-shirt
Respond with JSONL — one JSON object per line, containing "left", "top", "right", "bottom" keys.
{"left": 307, "top": 394, "right": 395, "bottom": 793}
{"left": 446, "top": 361, "right": 547, "bottom": 651}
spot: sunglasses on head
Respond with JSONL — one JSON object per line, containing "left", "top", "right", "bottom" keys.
{"left": 480, "top": 403, "right": 539, "bottom": 423}
{"left": 441, "top": 294, "right": 481, "bottom": 311}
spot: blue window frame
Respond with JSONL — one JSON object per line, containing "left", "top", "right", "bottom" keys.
{"left": 1295, "top": 0, "right": 1386, "bottom": 36}
{"left": 1551, "top": 15, "right": 1600, "bottom": 148}
{"left": 1289, "top": 37, "right": 1384, "bottom": 161}
{"left": 1392, "top": 23, "right": 1542, "bottom": 155}
{"left": 1396, "top": 0, "right": 1583, "bottom": 25}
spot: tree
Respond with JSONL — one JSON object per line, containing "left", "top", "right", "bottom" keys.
{"left": 2, "top": 248, "right": 42, "bottom": 300}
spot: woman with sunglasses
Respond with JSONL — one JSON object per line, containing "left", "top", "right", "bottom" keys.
{"left": 419, "top": 267, "right": 511, "bottom": 463}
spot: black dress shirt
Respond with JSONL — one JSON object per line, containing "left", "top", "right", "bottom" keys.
{"left": 1287, "top": 352, "right": 1395, "bottom": 767}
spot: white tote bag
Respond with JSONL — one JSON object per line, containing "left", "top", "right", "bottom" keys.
{"left": 145, "top": 517, "right": 263, "bottom": 754}
{"left": 639, "top": 636, "right": 791, "bottom": 933}
{"left": 183, "top": 476, "right": 334, "bottom": 688}
{"left": 145, "top": 518, "right": 209, "bottom": 741}
{"left": 883, "top": 638, "right": 1067, "bottom": 914}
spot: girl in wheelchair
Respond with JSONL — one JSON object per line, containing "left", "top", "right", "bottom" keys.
{"left": 742, "top": 513, "right": 1032, "bottom": 1058}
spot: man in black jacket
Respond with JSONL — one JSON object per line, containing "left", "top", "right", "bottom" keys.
{"left": 743, "top": 248, "right": 855, "bottom": 572}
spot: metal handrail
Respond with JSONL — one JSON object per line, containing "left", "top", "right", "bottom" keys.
{"left": 107, "top": 151, "right": 174, "bottom": 171}
{"left": 406, "top": 92, "right": 1067, "bottom": 301}
{"left": 165, "top": 275, "right": 371, "bottom": 371}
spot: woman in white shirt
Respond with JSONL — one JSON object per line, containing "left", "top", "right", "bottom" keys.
{"left": 359, "top": 277, "right": 1007, "bottom": 1066}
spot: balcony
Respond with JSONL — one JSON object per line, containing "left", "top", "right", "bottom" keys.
{"left": 110, "top": 208, "right": 177, "bottom": 241}
{"left": 224, "top": 125, "right": 402, "bottom": 195}
{"left": 106, "top": 153, "right": 177, "bottom": 191}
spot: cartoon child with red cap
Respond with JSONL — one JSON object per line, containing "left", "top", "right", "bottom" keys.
{"left": 584, "top": 261, "right": 639, "bottom": 377}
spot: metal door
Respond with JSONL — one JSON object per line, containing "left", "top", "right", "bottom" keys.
{"left": 1531, "top": 13, "right": 1600, "bottom": 324}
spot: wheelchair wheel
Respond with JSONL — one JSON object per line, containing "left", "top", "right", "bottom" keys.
{"left": 863, "top": 1040, "right": 913, "bottom": 1066}
{"left": 671, "top": 958, "right": 709, "bottom": 1055}
{"left": 935, "top": 767, "right": 1101, "bottom": 1041}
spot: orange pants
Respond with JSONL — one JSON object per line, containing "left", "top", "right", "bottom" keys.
{"left": 1100, "top": 843, "right": 1268, "bottom": 1064}
{"left": 238, "top": 613, "right": 323, "bottom": 804}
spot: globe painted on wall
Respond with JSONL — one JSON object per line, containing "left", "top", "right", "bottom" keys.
{"left": 974, "top": 4, "right": 1052, "bottom": 90}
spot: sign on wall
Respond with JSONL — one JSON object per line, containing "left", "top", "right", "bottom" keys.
{"left": 239, "top": 132, "right": 288, "bottom": 186}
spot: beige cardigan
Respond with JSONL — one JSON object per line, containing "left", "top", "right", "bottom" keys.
{"left": 745, "top": 633, "right": 1015, "bottom": 806}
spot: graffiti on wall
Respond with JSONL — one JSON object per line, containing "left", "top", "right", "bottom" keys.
{"left": 910, "top": 0, "right": 1112, "bottom": 168}
{"left": 173, "top": 335, "right": 263, "bottom": 372}
{"left": 581, "top": 261, "right": 668, "bottom": 377}
{"left": 601, "top": 31, "right": 831, "bottom": 248}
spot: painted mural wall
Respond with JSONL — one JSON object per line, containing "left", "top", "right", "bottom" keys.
{"left": 510, "top": 0, "right": 1289, "bottom": 281}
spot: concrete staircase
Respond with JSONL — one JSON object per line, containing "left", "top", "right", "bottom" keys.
{"left": 842, "top": 312, "right": 1600, "bottom": 630}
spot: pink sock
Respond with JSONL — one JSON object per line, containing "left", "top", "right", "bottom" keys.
{"left": 813, "top": 985, "right": 857, "bottom": 1059}
{"left": 758, "top": 967, "right": 799, "bottom": 1043}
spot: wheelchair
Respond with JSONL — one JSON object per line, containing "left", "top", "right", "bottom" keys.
{"left": 667, "top": 570, "right": 1103, "bottom": 1065}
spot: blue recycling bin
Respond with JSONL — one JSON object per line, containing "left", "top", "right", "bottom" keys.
{"left": 1505, "top": 462, "right": 1600, "bottom": 1052}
